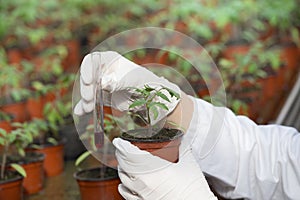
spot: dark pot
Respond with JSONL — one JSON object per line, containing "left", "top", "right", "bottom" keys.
{"left": 74, "top": 166, "right": 123, "bottom": 200}
{"left": 0, "top": 171, "right": 23, "bottom": 200}
{"left": 58, "top": 120, "right": 86, "bottom": 160}
{"left": 122, "top": 128, "right": 183, "bottom": 163}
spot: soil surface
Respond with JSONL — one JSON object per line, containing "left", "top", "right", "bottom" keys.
{"left": 25, "top": 156, "right": 109, "bottom": 200}
{"left": 121, "top": 128, "right": 182, "bottom": 142}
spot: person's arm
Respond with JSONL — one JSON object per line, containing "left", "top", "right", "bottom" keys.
{"left": 74, "top": 51, "right": 300, "bottom": 199}
{"left": 184, "top": 96, "right": 300, "bottom": 199}
{"left": 165, "top": 92, "right": 194, "bottom": 133}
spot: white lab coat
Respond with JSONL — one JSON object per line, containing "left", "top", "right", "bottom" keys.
{"left": 182, "top": 97, "right": 300, "bottom": 200}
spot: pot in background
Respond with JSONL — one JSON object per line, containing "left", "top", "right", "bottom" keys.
{"left": 31, "top": 142, "right": 64, "bottom": 177}
{"left": 0, "top": 171, "right": 24, "bottom": 200}
{"left": 74, "top": 166, "right": 123, "bottom": 200}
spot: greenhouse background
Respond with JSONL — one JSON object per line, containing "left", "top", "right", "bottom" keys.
{"left": 0, "top": 0, "right": 299, "bottom": 199}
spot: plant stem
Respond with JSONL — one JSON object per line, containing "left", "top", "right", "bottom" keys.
{"left": 1, "top": 143, "right": 8, "bottom": 180}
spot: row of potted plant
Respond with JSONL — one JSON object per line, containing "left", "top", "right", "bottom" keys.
{"left": 2, "top": 0, "right": 299, "bottom": 124}
{"left": 0, "top": 86, "right": 80, "bottom": 199}
{"left": 0, "top": 119, "right": 56, "bottom": 198}
{"left": 0, "top": 41, "right": 79, "bottom": 199}
{"left": 121, "top": 0, "right": 300, "bottom": 124}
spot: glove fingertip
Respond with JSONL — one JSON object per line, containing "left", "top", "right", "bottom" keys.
{"left": 117, "top": 184, "right": 127, "bottom": 199}
{"left": 83, "top": 100, "right": 94, "bottom": 113}
{"left": 112, "top": 138, "right": 131, "bottom": 149}
{"left": 80, "top": 78, "right": 94, "bottom": 101}
{"left": 80, "top": 54, "right": 94, "bottom": 85}
{"left": 74, "top": 100, "right": 84, "bottom": 116}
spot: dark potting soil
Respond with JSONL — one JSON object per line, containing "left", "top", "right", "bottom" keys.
{"left": 121, "top": 128, "right": 183, "bottom": 143}
{"left": 7, "top": 152, "right": 45, "bottom": 165}
{"left": 0, "top": 170, "right": 22, "bottom": 183}
{"left": 75, "top": 167, "right": 118, "bottom": 181}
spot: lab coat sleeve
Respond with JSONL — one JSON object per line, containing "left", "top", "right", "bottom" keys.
{"left": 182, "top": 97, "right": 300, "bottom": 200}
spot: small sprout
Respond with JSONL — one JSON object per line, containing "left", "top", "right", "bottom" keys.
{"left": 128, "top": 85, "right": 180, "bottom": 126}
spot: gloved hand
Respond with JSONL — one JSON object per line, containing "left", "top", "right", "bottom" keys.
{"left": 113, "top": 138, "right": 217, "bottom": 200}
{"left": 73, "top": 51, "right": 181, "bottom": 125}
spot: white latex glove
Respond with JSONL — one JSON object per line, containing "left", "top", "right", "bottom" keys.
{"left": 73, "top": 51, "right": 181, "bottom": 124}
{"left": 113, "top": 138, "right": 217, "bottom": 200}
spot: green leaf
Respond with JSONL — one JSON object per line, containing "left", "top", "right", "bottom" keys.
{"left": 0, "top": 137, "right": 5, "bottom": 145}
{"left": 43, "top": 102, "right": 52, "bottom": 114}
{"left": 162, "top": 87, "right": 180, "bottom": 99}
{"left": 144, "top": 85, "right": 155, "bottom": 92}
{"left": 8, "top": 132, "right": 16, "bottom": 143}
{"left": 47, "top": 137, "right": 58, "bottom": 145}
{"left": 11, "top": 122, "right": 22, "bottom": 128}
{"left": 75, "top": 151, "right": 91, "bottom": 166}
{"left": 32, "top": 81, "right": 44, "bottom": 91}
{"left": 150, "top": 106, "right": 158, "bottom": 120}
{"left": 129, "top": 99, "right": 146, "bottom": 109}
{"left": 10, "top": 163, "right": 26, "bottom": 177}
{"left": 18, "top": 149, "right": 25, "bottom": 157}
{"left": 156, "top": 91, "right": 170, "bottom": 102}
{"left": 30, "top": 144, "right": 42, "bottom": 150}
{"left": 149, "top": 102, "right": 169, "bottom": 111}
{"left": 0, "top": 128, "right": 7, "bottom": 136}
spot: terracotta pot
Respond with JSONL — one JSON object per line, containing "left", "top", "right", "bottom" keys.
{"left": 26, "top": 96, "right": 44, "bottom": 120}
{"left": 43, "top": 92, "right": 56, "bottom": 104}
{"left": 7, "top": 48, "right": 23, "bottom": 65}
{"left": 74, "top": 167, "right": 123, "bottom": 200}
{"left": 1, "top": 101, "right": 28, "bottom": 122}
{"left": 131, "top": 49, "right": 160, "bottom": 65}
{"left": 122, "top": 128, "right": 183, "bottom": 163}
{"left": 222, "top": 43, "right": 250, "bottom": 61}
{"left": 278, "top": 43, "right": 299, "bottom": 89}
{"left": 22, "top": 156, "right": 45, "bottom": 195}
{"left": 0, "top": 120, "right": 12, "bottom": 132}
{"left": 0, "top": 172, "right": 23, "bottom": 200}
{"left": 61, "top": 39, "right": 80, "bottom": 72}
{"left": 33, "top": 143, "right": 64, "bottom": 177}
{"left": 256, "top": 42, "right": 300, "bottom": 123}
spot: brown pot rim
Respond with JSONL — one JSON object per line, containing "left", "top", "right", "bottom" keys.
{"left": 0, "top": 170, "right": 23, "bottom": 184}
{"left": 74, "top": 166, "right": 119, "bottom": 182}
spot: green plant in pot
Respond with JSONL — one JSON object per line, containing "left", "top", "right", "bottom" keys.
{"left": 218, "top": 41, "right": 281, "bottom": 121}
{"left": 7, "top": 121, "right": 46, "bottom": 195}
{"left": 28, "top": 101, "right": 68, "bottom": 177}
{"left": 45, "top": 90, "right": 86, "bottom": 160}
{"left": 0, "top": 111, "right": 14, "bottom": 132}
{"left": 120, "top": 84, "right": 182, "bottom": 163}
{"left": 74, "top": 151, "right": 123, "bottom": 200}
{"left": 27, "top": 73, "right": 77, "bottom": 175}
{"left": 0, "top": 120, "right": 47, "bottom": 195}
{"left": 73, "top": 116, "right": 123, "bottom": 200}
{"left": 0, "top": 54, "right": 31, "bottom": 122}
{"left": 0, "top": 128, "right": 26, "bottom": 200}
